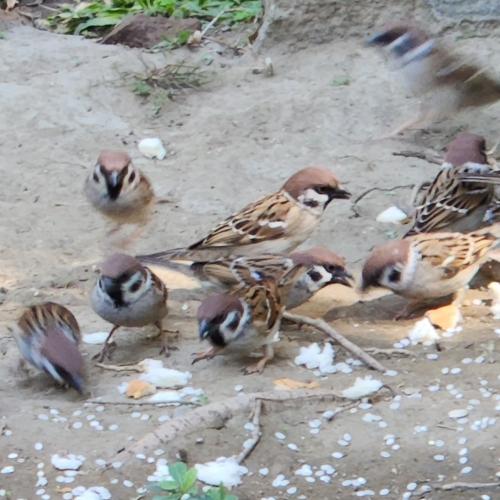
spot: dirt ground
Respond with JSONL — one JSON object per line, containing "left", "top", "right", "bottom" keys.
{"left": 1, "top": 2, "right": 500, "bottom": 499}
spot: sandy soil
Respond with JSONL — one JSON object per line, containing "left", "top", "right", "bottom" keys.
{"left": 0, "top": 6, "right": 500, "bottom": 500}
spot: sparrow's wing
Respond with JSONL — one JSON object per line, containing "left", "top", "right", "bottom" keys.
{"left": 406, "top": 164, "right": 492, "bottom": 236}
{"left": 190, "top": 254, "right": 293, "bottom": 289}
{"left": 415, "top": 230, "right": 496, "bottom": 278}
{"left": 190, "top": 192, "right": 295, "bottom": 249}
{"left": 242, "top": 281, "right": 283, "bottom": 335}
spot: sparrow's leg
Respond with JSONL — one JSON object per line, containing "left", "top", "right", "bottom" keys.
{"left": 93, "top": 325, "right": 119, "bottom": 362}
{"left": 157, "top": 321, "right": 179, "bottom": 357}
{"left": 244, "top": 344, "right": 274, "bottom": 375}
{"left": 191, "top": 346, "right": 222, "bottom": 365}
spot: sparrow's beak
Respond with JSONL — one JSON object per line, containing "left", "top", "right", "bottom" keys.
{"left": 331, "top": 188, "right": 351, "bottom": 200}
{"left": 105, "top": 171, "right": 122, "bottom": 200}
{"left": 329, "top": 269, "right": 354, "bottom": 288}
{"left": 100, "top": 276, "right": 123, "bottom": 305}
{"left": 198, "top": 319, "right": 211, "bottom": 340}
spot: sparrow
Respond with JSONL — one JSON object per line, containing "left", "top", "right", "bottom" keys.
{"left": 405, "top": 132, "right": 499, "bottom": 236}
{"left": 361, "top": 224, "right": 500, "bottom": 317}
{"left": 15, "top": 302, "right": 85, "bottom": 393}
{"left": 84, "top": 150, "right": 155, "bottom": 244}
{"left": 192, "top": 264, "right": 306, "bottom": 374}
{"left": 367, "top": 24, "right": 500, "bottom": 135}
{"left": 137, "top": 166, "right": 350, "bottom": 261}
{"left": 163, "top": 246, "right": 352, "bottom": 308}
{"left": 90, "top": 253, "right": 170, "bottom": 361}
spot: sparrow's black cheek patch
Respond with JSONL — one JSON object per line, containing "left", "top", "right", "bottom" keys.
{"left": 209, "top": 329, "right": 226, "bottom": 347}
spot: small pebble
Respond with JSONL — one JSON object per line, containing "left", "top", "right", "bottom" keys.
{"left": 1, "top": 466, "right": 14, "bottom": 475}
{"left": 433, "top": 454, "right": 445, "bottom": 461}
{"left": 275, "top": 432, "right": 286, "bottom": 440}
{"left": 34, "top": 442, "right": 44, "bottom": 451}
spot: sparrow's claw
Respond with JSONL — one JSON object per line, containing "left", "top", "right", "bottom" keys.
{"left": 93, "top": 342, "right": 116, "bottom": 362}
{"left": 159, "top": 344, "right": 179, "bottom": 357}
{"left": 243, "top": 356, "right": 270, "bottom": 375}
{"left": 191, "top": 347, "right": 217, "bottom": 365}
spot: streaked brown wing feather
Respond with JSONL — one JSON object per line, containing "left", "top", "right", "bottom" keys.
{"left": 19, "top": 303, "right": 81, "bottom": 342}
{"left": 190, "top": 192, "right": 292, "bottom": 249}
{"left": 406, "top": 165, "right": 492, "bottom": 235}
{"left": 241, "top": 281, "right": 283, "bottom": 335}
{"left": 415, "top": 231, "right": 496, "bottom": 278}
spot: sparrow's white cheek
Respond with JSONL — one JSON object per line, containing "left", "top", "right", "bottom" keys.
{"left": 299, "top": 189, "right": 329, "bottom": 210}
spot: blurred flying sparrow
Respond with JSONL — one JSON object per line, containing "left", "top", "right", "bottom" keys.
{"left": 90, "top": 253, "right": 172, "bottom": 361}
{"left": 362, "top": 224, "right": 500, "bottom": 317}
{"left": 368, "top": 24, "right": 500, "bottom": 135}
{"left": 192, "top": 264, "right": 306, "bottom": 374}
{"left": 405, "top": 132, "right": 500, "bottom": 236}
{"left": 15, "top": 302, "right": 85, "bottom": 393}
{"left": 84, "top": 150, "right": 155, "bottom": 245}
{"left": 137, "top": 166, "right": 350, "bottom": 261}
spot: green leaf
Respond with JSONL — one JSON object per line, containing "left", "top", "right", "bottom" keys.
{"left": 181, "top": 467, "right": 198, "bottom": 492}
{"left": 74, "top": 16, "right": 121, "bottom": 35}
{"left": 169, "top": 462, "right": 188, "bottom": 487}
{"left": 158, "top": 480, "right": 179, "bottom": 491}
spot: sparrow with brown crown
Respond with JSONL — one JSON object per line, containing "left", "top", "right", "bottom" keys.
{"left": 15, "top": 303, "right": 85, "bottom": 393}
{"left": 90, "top": 253, "right": 172, "bottom": 361}
{"left": 193, "top": 264, "right": 306, "bottom": 374}
{"left": 84, "top": 150, "right": 155, "bottom": 247}
{"left": 137, "top": 166, "right": 350, "bottom": 262}
{"left": 362, "top": 224, "right": 500, "bottom": 318}
{"left": 405, "top": 132, "right": 499, "bottom": 236}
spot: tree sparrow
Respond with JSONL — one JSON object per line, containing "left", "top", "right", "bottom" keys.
{"left": 368, "top": 24, "right": 500, "bottom": 134}
{"left": 90, "top": 253, "right": 170, "bottom": 361}
{"left": 15, "top": 303, "right": 85, "bottom": 393}
{"left": 137, "top": 166, "right": 350, "bottom": 261}
{"left": 192, "top": 264, "right": 306, "bottom": 374}
{"left": 84, "top": 150, "right": 155, "bottom": 245}
{"left": 191, "top": 246, "right": 352, "bottom": 307}
{"left": 361, "top": 224, "right": 500, "bottom": 316}
{"left": 405, "top": 133, "right": 497, "bottom": 236}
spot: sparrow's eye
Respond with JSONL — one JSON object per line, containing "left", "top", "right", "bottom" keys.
{"left": 315, "top": 186, "right": 328, "bottom": 195}
{"left": 129, "top": 171, "right": 136, "bottom": 183}
{"left": 388, "top": 268, "right": 401, "bottom": 282}
{"left": 129, "top": 280, "right": 142, "bottom": 293}
{"left": 226, "top": 313, "right": 240, "bottom": 331}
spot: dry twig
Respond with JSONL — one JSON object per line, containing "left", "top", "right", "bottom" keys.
{"left": 392, "top": 150, "right": 442, "bottom": 165}
{"left": 283, "top": 312, "right": 387, "bottom": 372}
{"left": 235, "top": 399, "right": 262, "bottom": 464}
{"left": 365, "top": 347, "right": 414, "bottom": 357}
{"left": 434, "top": 481, "right": 500, "bottom": 491}
{"left": 95, "top": 362, "right": 143, "bottom": 373}
{"left": 350, "top": 185, "right": 414, "bottom": 217}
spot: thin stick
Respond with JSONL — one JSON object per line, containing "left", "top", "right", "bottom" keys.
{"left": 283, "top": 312, "right": 387, "bottom": 372}
{"left": 350, "top": 185, "right": 413, "bottom": 217}
{"left": 365, "top": 347, "right": 414, "bottom": 357}
{"left": 201, "top": 8, "right": 228, "bottom": 37}
{"left": 85, "top": 400, "right": 199, "bottom": 407}
{"left": 392, "top": 150, "right": 442, "bottom": 165}
{"left": 235, "top": 400, "right": 262, "bottom": 464}
{"left": 435, "top": 481, "right": 500, "bottom": 491}
{"left": 322, "top": 401, "right": 360, "bottom": 421}
{"left": 94, "top": 362, "right": 143, "bottom": 373}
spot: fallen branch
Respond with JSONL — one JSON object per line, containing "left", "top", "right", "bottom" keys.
{"left": 350, "top": 185, "right": 413, "bottom": 217}
{"left": 112, "top": 388, "right": 362, "bottom": 463}
{"left": 392, "top": 150, "right": 441, "bottom": 165}
{"left": 235, "top": 400, "right": 262, "bottom": 465}
{"left": 283, "top": 312, "right": 387, "bottom": 372}
{"left": 434, "top": 481, "right": 500, "bottom": 491}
